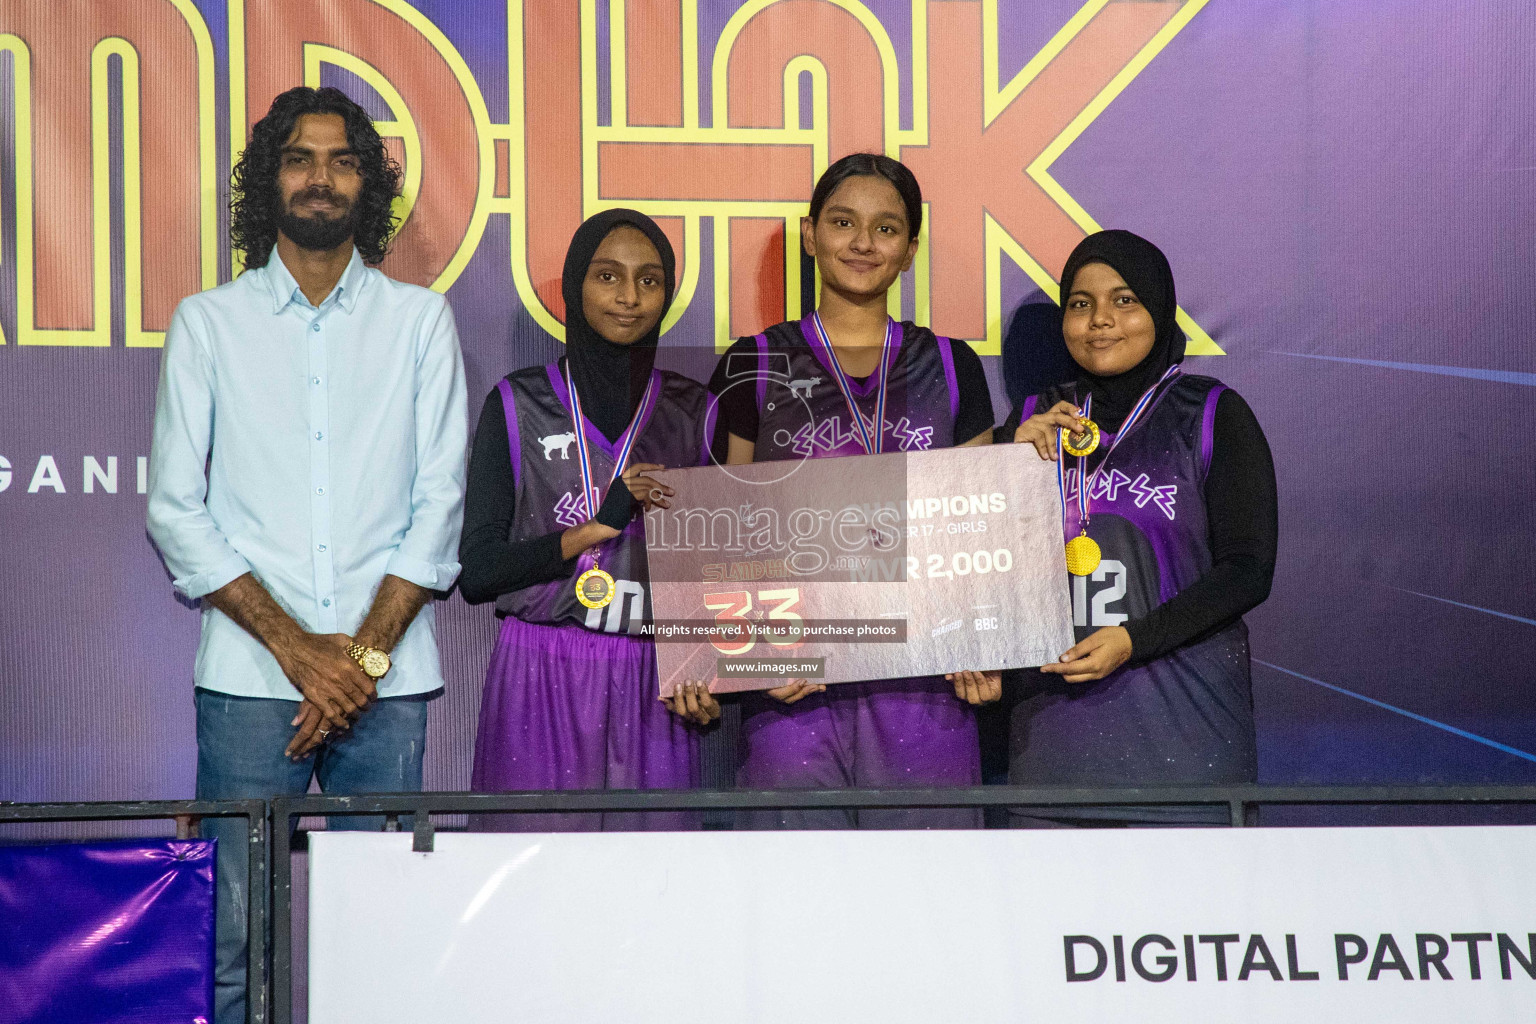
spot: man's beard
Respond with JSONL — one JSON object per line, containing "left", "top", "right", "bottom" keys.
{"left": 277, "top": 188, "right": 360, "bottom": 252}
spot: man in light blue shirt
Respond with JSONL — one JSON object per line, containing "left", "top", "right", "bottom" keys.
{"left": 147, "top": 86, "right": 466, "bottom": 1024}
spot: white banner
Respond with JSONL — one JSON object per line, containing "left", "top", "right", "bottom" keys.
{"left": 309, "top": 826, "right": 1536, "bottom": 1022}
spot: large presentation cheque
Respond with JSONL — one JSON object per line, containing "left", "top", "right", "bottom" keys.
{"left": 644, "top": 444, "right": 1073, "bottom": 695}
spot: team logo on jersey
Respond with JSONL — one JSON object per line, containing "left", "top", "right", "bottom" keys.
{"left": 539, "top": 431, "right": 577, "bottom": 460}
{"left": 552, "top": 489, "right": 589, "bottom": 527}
{"left": 787, "top": 376, "right": 821, "bottom": 399}
{"left": 1064, "top": 467, "right": 1179, "bottom": 521}
{"left": 781, "top": 414, "right": 934, "bottom": 457}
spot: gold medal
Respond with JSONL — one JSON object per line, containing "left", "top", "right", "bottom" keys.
{"left": 1064, "top": 532, "right": 1102, "bottom": 576}
{"left": 564, "top": 371, "right": 659, "bottom": 613}
{"left": 1062, "top": 418, "right": 1100, "bottom": 458}
{"left": 575, "top": 562, "right": 617, "bottom": 609}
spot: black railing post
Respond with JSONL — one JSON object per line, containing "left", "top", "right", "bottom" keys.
{"left": 412, "top": 812, "right": 436, "bottom": 853}
{"left": 245, "top": 799, "right": 270, "bottom": 1024}
{"left": 270, "top": 798, "right": 295, "bottom": 1024}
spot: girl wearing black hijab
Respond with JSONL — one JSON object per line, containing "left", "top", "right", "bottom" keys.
{"left": 1004, "top": 230, "right": 1277, "bottom": 824}
{"left": 459, "top": 209, "right": 718, "bottom": 830}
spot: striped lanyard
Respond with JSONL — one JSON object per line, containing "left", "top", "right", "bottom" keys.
{"left": 566, "top": 366, "right": 659, "bottom": 520}
{"left": 1058, "top": 364, "right": 1182, "bottom": 535}
{"left": 806, "top": 312, "right": 897, "bottom": 455}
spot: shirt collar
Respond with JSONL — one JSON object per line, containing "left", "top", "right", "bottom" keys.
{"left": 262, "top": 246, "right": 368, "bottom": 315}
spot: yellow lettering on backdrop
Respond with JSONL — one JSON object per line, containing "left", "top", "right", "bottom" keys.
{"left": 0, "top": 1, "right": 1220, "bottom": 354}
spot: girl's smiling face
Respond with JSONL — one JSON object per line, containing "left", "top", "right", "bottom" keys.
{"left": 801, "top": 174, "right": 918, "bottom": 301}
{"left": 1061, "top": 261, "right": 1157, "bottom": 377}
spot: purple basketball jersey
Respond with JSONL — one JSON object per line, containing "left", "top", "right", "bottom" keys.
{"left": 493, "top": 362, "right": 712, "bottom": 633}
{"left": 740, "top": 318, "right": 962, "bottom": 462}
{"left": 726, "top": 318, "right": 980, "bottom": 828}
{"left": 1010, "top": 374, "right": 1257, "bottom": 786}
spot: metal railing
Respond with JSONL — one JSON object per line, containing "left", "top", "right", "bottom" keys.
{"left": 8, "top": 787, "right": 1536, "bottom": 1024}
{"left": 269, "top": 783, "right": 1536, "bottom": 1024}
{"left": 0, "top": 798, "right": 269, "bottom": 1024}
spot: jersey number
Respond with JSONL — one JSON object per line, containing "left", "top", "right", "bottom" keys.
{"left": 584, "top": 579, "right": 645, "bottom": 633}
{"left": 1072, "top": 559, "right": 1128, "bottom": 628}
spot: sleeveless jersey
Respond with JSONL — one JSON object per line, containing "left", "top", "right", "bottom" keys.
{"left": 493, "top": 363, "right": 713, "bottom": 633}
{"left": 734, "top": 319, "right": 962, "bottom": 462}
{"left": 1010, "top": 373, "right": 1257, "bottom": 785}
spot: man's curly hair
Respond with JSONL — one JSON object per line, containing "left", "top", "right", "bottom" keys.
{"left": 230, "top": 86, "right": 403, "bottom": 269}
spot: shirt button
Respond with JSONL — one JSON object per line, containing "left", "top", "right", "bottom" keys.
{"left": 322, "top": 598, "right": 332, "bottom": 607}
{"left": 311, "top": 323, "right": 321, "bottom": 332}
{"left": 316, "top": 487, "right": 325, "bottom": 495}
{"left": 314, "top": 431, "right": 324, "bottom": 441}
{"left": 311, "top": 376, "right": 321, "bottom": 385}
{"left": 317, "top": 544, "right": 327, "bottom": 552}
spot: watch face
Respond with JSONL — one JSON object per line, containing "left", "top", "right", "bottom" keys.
{"left": 360, "top": 648, "right": 391, "bottom": 678}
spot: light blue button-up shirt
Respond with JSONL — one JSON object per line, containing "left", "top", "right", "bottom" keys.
{"left": 147, "top": 249, "right": 467, "bottom": 700}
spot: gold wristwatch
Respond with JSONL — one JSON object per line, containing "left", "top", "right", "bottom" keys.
{"left": 346, "top": 643, "right": 391, "bottom": 680}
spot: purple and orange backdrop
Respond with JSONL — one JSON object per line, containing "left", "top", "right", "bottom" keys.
{"left": 1, "top": 1, "right": 1533, "bottom": 808}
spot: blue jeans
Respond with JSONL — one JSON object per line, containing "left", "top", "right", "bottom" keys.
{"left": 194, "top": 688, "right": 430, "bottom": 1024}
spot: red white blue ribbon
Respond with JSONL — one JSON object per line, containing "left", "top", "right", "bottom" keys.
{"left": 1059, "top": 363, "right": 1182, "bottom": 536}
{"left": 806, "top": 311, "right": 897, "bottom": 455}
{"left": 567, "top": 367, "right": 660, "bottom": 520}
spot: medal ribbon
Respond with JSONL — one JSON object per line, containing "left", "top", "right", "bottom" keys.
{"left": 806, "top": 312, "right": 897, "bottom": 454}
{"left": 1059, "top": 364, "right": 1182, "bottom": 537}
{"left": 566, "top": 367, "right": 660, "bottom": 522}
